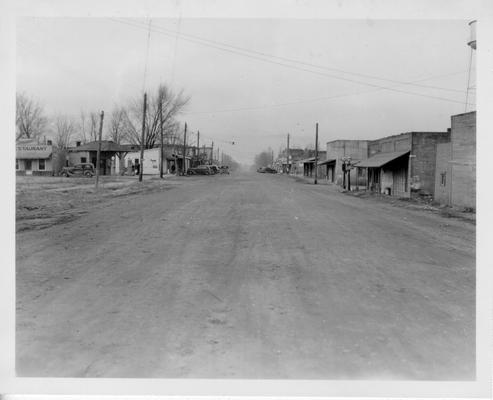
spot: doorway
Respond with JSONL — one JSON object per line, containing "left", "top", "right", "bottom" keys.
{"left": 25, "top": 160, "right": 32, "bottom": 175}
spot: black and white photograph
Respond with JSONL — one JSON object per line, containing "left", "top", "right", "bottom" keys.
{"left": 1, "top": 0, "right": 492, "bottom": 398}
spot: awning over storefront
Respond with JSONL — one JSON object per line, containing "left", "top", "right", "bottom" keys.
{"left": 300, "top": 157, "right": 326, "bottom": 164}
{"left": 69, "top": 141, "right": 136, "bottom": 152}
{"left": 357, "top": 150, "right": 410, "bottom": 168}
{"left": 16, "top": 144, "right": 52, "bottom": 159}
{"left": 317, "top": 159, "right": 336, "bottom": 166}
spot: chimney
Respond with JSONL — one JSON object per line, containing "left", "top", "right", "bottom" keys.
{"left": 76, "top": 141, "right": 81, "bottom": 147}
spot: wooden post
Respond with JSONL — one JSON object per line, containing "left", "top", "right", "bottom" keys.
{"left": 95, "top": 110, "right": 104, "bottom": 189}
{"left": 197, "top": 131, "right": 200, "bottom": 165}
{"left": 348, "top": 165, "right": 351, "bottom": 191}
{"left": 182, "top": 122, "right": 187, "bottom": 175}
{"left": 139, "top": 92, "right": 147, "bottom": 182}
{"left": 287, "top": 133, "right": 290, "bottom": 174}
{"left": 342, "top": 160, "right": 346, "bottom": 189}
{"left": 314, "top": 122, "right": 318, "bottom": 185}
{"left": 159, "top": 96, "right": 164, "bottom": 179}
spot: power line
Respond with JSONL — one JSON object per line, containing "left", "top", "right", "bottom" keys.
{"left": 183, "top": 70, "right": 472, "bottom": 115}
{"left": 108, "top": 18, "right": 468, "bottom": 96}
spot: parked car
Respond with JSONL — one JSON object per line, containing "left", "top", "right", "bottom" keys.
{"left": 264, "top": 167, "right": 277, "bottom": 174}
{"left": 60, "top": 163, "right": 95, "bottom": 177}
{"left": 187, "top": 165, "right": 212, "bottom": 175}
{"left": 209, "top": 165, "right": 220, "bottom": 174}
{"left": 219, "top": 166, "right": 230, "bottom": 174}
{"left": 257, "top": 167, "right": 266, "bottom": 173}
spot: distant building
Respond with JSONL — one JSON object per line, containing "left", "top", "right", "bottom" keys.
{"left": 68, "top": 141, "right": 139, "bottom": 175}
{"left": 434, "top": 111, "right": 475, "bottom": 209}
{"left": 119, "top": 144, "right": 192, "bottom": 175}
{"left": 301, "top": 151, "right": 328, "bottom": 177}
{"left": 326, "top": 140, "right": 369, "bottom": 185}
{"left": 16, "top": 138, "right": 54, "bottom": 176}
{"left": 359, "top": 131, "right": 450, "bottom": 197}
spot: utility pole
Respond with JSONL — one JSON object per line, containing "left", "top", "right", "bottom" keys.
{"left": 159, "top": 97, "right": 164, "bottom": 179}
{"left": 173, "top": 134, "right": 178, "bottom": 175}
{"left": 182, "top": 122, "right": 187, "bottom": 175}
{"left": 342, "top": 160, "right": 346, "bottom": 189}
{"left": 197, "top": 130, "right": 200, "bottom": 164}
{"left": 211, "top": 141, "right": 214, "bottom": 164}
{"left": 95, "top": 110, "right": 104, "bottom": 189}
{"left": 287, "top": 133, "right": 290, "bottom": 174}
{"left": 347, "top": 159, "right": 351, "bottom": 191}
{"left": 139, "top": 92, "right": 147, "bottom": 182}
{"left": 314, "top": 122, "right": 318, "bottom": 185}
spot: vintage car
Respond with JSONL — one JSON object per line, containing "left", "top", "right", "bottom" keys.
{"left": 209, "top": 165, "right": 220, "bottom": 174}
{"left": 60, "top": 163, "right": 95, "bottom": 177}
{"left": 187, "top": 165, "right": 212, "bottom": 175}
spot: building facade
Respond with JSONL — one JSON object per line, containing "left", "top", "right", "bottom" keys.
{"left": 434, "top": 111, "right": 476, "bottom": 209}
{"left": 360, "top": 131, "right": 450, "bottom": 197}
{"left": 326, "top": 140, "right": 369, "bottom": 185}
{"left": 16, "top": 139, "right": 54, "bottom": 176}
{"left": 68, "top": 141, "right": 139, "bottom": 176}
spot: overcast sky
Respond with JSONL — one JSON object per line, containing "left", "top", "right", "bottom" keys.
{"left": 17, "top": 18, "right": 474, "bottom": 164}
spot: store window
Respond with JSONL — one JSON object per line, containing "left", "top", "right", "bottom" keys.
{"left": 39, "top": 159, "right": 46, "bottom": 170}
{"left": 16, "top": 159, "right": 19, "bottom": 170}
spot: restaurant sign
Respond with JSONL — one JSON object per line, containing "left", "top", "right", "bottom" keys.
{"left": 16, "top": 144, "right": 53, "bottom": 159}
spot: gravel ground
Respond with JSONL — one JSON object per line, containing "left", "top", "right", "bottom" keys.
{"left": 16, "top": 172, "right": 475, "bottom": 379}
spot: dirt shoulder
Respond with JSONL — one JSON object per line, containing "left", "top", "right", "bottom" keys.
{"left": 16, "top": 175, "right": 182, "bottom": 232}
{"left": 344, "top": 190, "right": 476, "bottom": 224}
{"left": 283, "top": 173, "right": 475, "bottom": 224}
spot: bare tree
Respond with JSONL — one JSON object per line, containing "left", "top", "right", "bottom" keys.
{"left": 77, "top": 110, "right": 100, "bottom": 143}
{"left": 121, "top": 84, "right": 190, "bottom": 148}
{"left": 78, "top": 110, "right": 88, "bottom": 144}
{"left": 107, "top": 107, "right": 126, "bottom": 144}
{"left": 89, "top": 112, "right": 99, "bottom": 142}
{"left": 253, "top": 150, "right": 274, "bottom": 169}
{"left": 54, "top": 115, "right": 76, "bottom": 149}
{"left": 16, "top": 92, "right": 47, "bottom": 141}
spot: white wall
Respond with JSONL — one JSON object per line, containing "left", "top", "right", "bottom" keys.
{"left": 122, "top": 148, "right": 164, "bottom": 175}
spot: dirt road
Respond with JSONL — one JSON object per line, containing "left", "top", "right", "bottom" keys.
{"left": 16, "top": 172, "right": 475, "bottom": 379}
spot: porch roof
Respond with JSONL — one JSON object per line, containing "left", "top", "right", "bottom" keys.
{"left": 317, "top": 159, "right": 336, "bottom": 166}
{"left": 357, "top": 150, "right": 410, "bottom": 168}
{"left": 69, "top": 141, "right": 137, "bottom": 152}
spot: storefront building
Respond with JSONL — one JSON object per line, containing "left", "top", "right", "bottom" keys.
{"left": 16, "top": 139, "right": 54, "bottom": 176}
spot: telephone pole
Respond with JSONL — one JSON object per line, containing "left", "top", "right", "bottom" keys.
{"left": 139, "top": 92, "right": 147, "bottom": 182}
{"left": 197, "top": 130, "right": 200, "bottom": 163}
{"left": 211, "top": 141, "right": 214, "bottom": 164}
{"left": 314, "top": 123, "right": 319, "bottom": 185}
{"left": 95, "top": 110, "right": 104, "bottom": 189}
{"left": 159, "top": 97, "right": 164, "bottom": 179}
{"left": 286, "top": 133, "right": 290, "bottom": 174}
{"left": 182, "top": 122, "right": 187, "bottom": 175}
